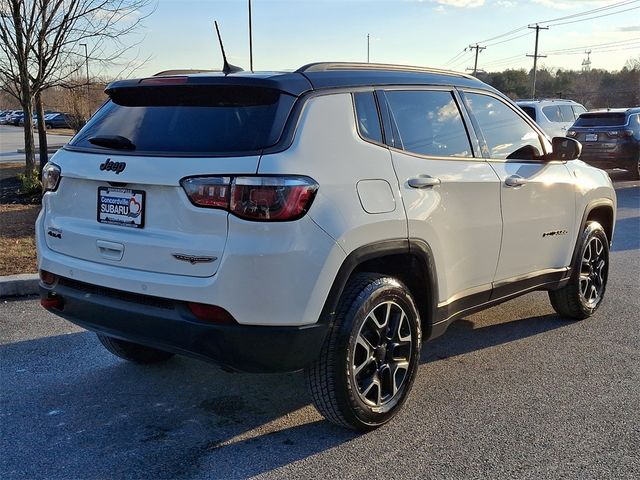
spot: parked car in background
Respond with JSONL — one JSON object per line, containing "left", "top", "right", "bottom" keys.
{"left": 9, "top": 111, "right": 25, "bottom": 126}
{"left": 568, "top": 108, "right": 640, "bottom": 180}
{"left": 43, "top": 112, "right": 73, "bottom": 129}
{"left": 516, "top": 99, "right": 587, "bottom": 138}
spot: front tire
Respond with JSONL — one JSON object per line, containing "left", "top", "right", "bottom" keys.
{"left": 97, "top": 334, "right": 174, "bottom": 364}
{"left": 305, "top": 273, "right": 422, "bottom": 431}
{"left": 549, "top": 222, "right": 609, "bottom": 319}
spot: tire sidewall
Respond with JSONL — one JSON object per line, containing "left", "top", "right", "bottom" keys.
{"left": 334, "top": 277, "right": 422, "bottom": 429}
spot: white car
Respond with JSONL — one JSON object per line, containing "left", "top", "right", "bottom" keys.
{"left": 37, "top": 63, "right": 616, "bottom": 431}
{"left": 517, "top": 99, "right": 587, "bottom": 138}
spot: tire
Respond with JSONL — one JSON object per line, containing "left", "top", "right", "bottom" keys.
{"left": 629, "top": 158, "right": 640, "bottom": 181}
{"left": 96, "top": 333, "right": 174, "bottom": 364}
{"left": 549, "top": 221, "right": 609, "bottom": 320}
{"left": 305, "top": 273, "right": 422, "bottom": 431}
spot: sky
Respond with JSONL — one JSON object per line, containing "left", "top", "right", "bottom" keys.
{"left": 120, "top": 0, "right": 640, "bottom": 78}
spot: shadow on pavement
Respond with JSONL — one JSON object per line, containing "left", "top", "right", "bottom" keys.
{"left": 1, "top": 307, "right": 573, "bottom": 479}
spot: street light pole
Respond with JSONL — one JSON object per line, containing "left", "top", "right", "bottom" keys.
{"left": 367, "top": 34, "right": 370, "bottom": 63}
{"left": 79, "top": 43, "right": 89, "bottom": 117}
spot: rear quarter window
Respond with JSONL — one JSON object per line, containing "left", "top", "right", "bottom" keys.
{"left": 353, "top": 92, "right": 383, "bottom": 144}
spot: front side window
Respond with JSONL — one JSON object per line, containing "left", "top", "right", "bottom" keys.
{"left": 353, "top": 92, "right": 383, "bottom": 144}
{"left": 385, "top": 90, "right": 472, "bottom": 158}
{"left": 464, "top": 93, "right": 544, "bottom": 160}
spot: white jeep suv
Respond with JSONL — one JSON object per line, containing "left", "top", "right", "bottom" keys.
{"left": 37, "top": 63, "right": 616, "bottom": 431}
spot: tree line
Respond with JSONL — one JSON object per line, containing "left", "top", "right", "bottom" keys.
{"left": 477, "top": 58, "right": 640, "bottom": 108}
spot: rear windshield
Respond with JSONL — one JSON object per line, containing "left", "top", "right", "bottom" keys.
{"left": 574, "top": 112, "right": 627, "bottom": 127}
{"left": 69, "top": 85, "right": 295, "bottom": 155}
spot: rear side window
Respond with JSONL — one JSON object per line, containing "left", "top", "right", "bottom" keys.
{"left": 574, "top": 112, "right": 627, "bottom": 127}
{"left": 353, "top": 92, "right": 383, "bottom": 144}
{"left": 542, "top": 105, "right": 562, "bottom": 122}
{"left": 385, "top": 90, "right": 472, "bottom": 158}
{"left": 558, "top": 105, "right": 575, "bottom": 122}
{"left": 464, "top": 92, "right": 543, "bottom": 160}
{"left": 69, "top": 85, "right": 295, "bottom": 155}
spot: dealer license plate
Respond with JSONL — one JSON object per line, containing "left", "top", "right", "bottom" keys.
{"left": 585, "top": 133, "right": 598, "bottom": 142}
{"left": 97, "top": 187, "right": 145, "bottom": 228}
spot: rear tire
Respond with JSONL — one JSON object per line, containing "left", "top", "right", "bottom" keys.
{"left": 97, "top": 334, "right": 174, "bottom": 364}
{"left": 305, "top": 273, "right": 422, "bottom": 431}
{"left": 549, "top": 222, "right": 609, "bottom": 320}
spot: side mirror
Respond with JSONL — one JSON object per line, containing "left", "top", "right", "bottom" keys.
{"left": 550, "top": 137, "right": 581, "bottom": 161}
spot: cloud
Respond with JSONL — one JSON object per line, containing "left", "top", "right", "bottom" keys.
{"left": 496, "top": 0, "right": 516, "bottom": 6}
{"left": 618, "top": 25, "right": 640, "bottom": 32}
{"left": 434, "top": 5, "right": 447, "bottom": 12}
{"left": 530, "top": 0, "right": 610, "bottom": 9}
{"left": 433, "top": 0, "right": 485, "bottom": 7}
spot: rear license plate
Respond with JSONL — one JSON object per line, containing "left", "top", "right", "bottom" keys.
{"left": 97, "top": 187, "right": 145, "bottom": 228}
{"left": 585, "top": 133, "right": 598, "bottom": 142}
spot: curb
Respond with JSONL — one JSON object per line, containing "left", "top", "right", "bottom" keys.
{"left": 0, "top": 273, "right": 39, "bottom": 298}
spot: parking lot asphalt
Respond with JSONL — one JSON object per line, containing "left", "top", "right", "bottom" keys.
{"left": 0, "top": 125, "right": 72, "bottom": 163}
{"left": 1, "top": 185, "right": 638, "bottom": 480}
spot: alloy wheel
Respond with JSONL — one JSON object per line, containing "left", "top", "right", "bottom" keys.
{"left": 579, "top": 236, "right": 606, "bottom": 307}
{"left": 351, "top": 301, "right": 413, "bottom": 408}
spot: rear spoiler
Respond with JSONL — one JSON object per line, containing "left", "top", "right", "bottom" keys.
{"left": 105, "top": 74, "right": 312, "bottom": 98}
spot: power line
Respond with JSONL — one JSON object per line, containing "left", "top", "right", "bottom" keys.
{"left": 537, "top": 0, "right": 638, "bottom": 25}
{"left": 546, "top": 5, "right": 640, "bottom": 27}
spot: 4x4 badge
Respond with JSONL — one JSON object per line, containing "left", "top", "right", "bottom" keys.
{"left": 100, "top": 159, "right": 126, "bottom": 174}
{"left": 172, "top": 254, "right": 217, "bottom": 265}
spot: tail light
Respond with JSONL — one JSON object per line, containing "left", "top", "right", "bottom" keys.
{"left": 42, "top": 162, "right": 61, "bottom": 192}
{"left": 181, "top": 175, "right": 318, "bottom": 222}
{"left": 606, "top": 130, "right": 634, "bottom": 138}
{"left": 566, "top": 130, "right": 577, "bottom": 138}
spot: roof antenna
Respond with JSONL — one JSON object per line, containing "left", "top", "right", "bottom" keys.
{"left": 214, "top": 20, "right": 243, "bottom": 75}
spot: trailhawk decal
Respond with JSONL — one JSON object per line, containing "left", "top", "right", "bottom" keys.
{"left": 172, "top": 254, "right": 218, "bottom": 265}
{"left": 542, "top": 229, "right": 569, "bottom": 238}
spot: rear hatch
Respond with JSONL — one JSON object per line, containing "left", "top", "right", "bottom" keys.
{"left": 43, "top": 77, "right": 301, "bottom": 277}
{"left": 569, "top": 112, "right": 629, "bottom": 160}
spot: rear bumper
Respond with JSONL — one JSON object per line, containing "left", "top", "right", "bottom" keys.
{"left": 40, "top": 278, "right": 329, "bottom": 373}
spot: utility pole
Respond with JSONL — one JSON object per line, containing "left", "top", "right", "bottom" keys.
{"left": 248, "top": 0, "right": 253, "bottom": 71}
{"left": 468, "top": 44, "right": 485, "bottom": 76}
{"left": 79, "top": 43, "right": 89, "bottom": 117}
{"left": 367, "top": 34, "right": 370, "bottom": 63}
{"left": 526, "top": 24, "right": 548, "bottom": 98}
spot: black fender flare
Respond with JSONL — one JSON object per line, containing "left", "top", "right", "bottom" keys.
{"left": 318, "top": 238, "right": 439, "bottom": 334}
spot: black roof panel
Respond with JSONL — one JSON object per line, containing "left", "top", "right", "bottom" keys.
{"left": 106, "top": 62, "right": 494, "bottom": 98}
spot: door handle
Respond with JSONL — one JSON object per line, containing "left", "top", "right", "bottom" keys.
{"left": 505, "top": 174, "right": 529, "bottom": 187}
{"left": 408, "top": 175, "right": 441, "bottom": 188}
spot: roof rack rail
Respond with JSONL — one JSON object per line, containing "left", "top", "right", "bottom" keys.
{"left": 152, "top": 69, "right": 219, "bottom": 77}
{"left": 296, "top": 62, "right": 474, "bottom": 79}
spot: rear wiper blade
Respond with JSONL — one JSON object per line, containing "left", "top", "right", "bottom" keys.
{"left": 88, "top": 135, "right": 136, "bottom": 151}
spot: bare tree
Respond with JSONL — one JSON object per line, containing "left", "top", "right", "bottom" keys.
{"left": 0, "top": 0, "right": 154, "bottom": 178}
